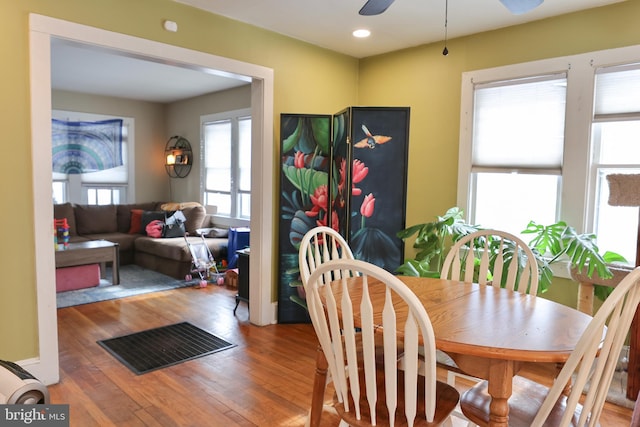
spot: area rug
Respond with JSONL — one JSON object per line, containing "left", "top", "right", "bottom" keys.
{"left": 97, "top": 322, "right": 235, "bottom": 375}
{"left": 57, "top": 265, "right": 193, "bottom": 308}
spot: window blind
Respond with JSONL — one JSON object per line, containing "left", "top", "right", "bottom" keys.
{"left": 472, "top": 74, "right": 566, "bottom": 171}
{"left": 594, "top": 63, "right": 640, "bottom": 116}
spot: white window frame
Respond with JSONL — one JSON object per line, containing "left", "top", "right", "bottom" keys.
{"left": 458, "top": 44, "right": 640, "bottom": 253}
{"left": 200, "top": 108, "right": 251, "bottom": 224}
{"left": 85, "top": 185, "right": 127, "bottom": 205}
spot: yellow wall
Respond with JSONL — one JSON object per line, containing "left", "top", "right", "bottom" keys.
{"left": 1, "top": 0, "right": 358, "bottom": 361}
{"left": 2, "top": 0, "right": 639, "bottom": 362}
{"left": 357, "top": 0, "right": 640, "bottom": 307}
{"left": 358, "top": 0, "right": 640, "bottom": 231}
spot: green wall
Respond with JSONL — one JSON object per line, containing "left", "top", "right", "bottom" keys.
{"left": 2, "top": 0, "right": 639, "bottom": 362}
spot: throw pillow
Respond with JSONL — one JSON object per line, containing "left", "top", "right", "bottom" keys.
{"left": 205, "top": 227, "right": 229, "bottom": 238}
{"left": 128, "top": 209, "right": 144, "bottom": 234}
{"left": 161, "top": 201, "right": 202, "bottom": 211}
{"left": 116, "top": 202, "right": 158, "bottom": 232}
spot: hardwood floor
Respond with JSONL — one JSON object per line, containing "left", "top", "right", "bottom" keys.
{"left": 49, "top": 284, "right": 633, "bottom": 426}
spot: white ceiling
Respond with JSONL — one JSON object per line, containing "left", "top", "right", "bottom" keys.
{"left": 175, "top": 0, "right": 625, "bottom": 58}
{"left": 51, "top": 0, "right": 625, "bottom": 103}
{"left": 51, "top": 38, "right": 249, "bottom": 103}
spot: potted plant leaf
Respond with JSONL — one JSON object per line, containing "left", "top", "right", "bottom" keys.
{"left": 522, "top": 220, "right": 627, "bottom": 300}
{"left": 396, "top": 207, "right": 480, "bottom": 277}
{"left": 397, "top": 207, "right": 627, "bottom": 298}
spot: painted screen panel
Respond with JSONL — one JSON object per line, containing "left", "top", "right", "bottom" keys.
{"left": 277, "top": 114, "right": 331, "bottom": 323}
{"left": 330, "top": 107, "right": 409, "bottom": 272}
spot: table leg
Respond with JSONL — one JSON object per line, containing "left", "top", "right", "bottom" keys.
{"left": 577, "top": 281, "right": 594, "bottom": 315}
{"left": 112, "top": 244, "right": 120, "bottom": 285}
{"left": 486, "top": 359, "right": 515, "bottom": 427}
{"left": 309, "top": 344, "right": 328, "bottom": 427}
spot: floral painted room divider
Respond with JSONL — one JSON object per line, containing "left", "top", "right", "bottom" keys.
{"left": 278, "top": 107, "right": 410, "bottom": 323}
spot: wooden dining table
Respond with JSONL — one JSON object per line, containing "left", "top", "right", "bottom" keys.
{"left": 308, "top": 276, "right": 594, "bottom": 427}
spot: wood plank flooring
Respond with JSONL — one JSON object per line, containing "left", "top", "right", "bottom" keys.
{"left": 49, "top": 284, "right": 633, "bottom": 426}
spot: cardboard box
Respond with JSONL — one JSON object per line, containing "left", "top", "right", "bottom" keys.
{"left": 225, "top": 269, "right": 238, "bottom": 289}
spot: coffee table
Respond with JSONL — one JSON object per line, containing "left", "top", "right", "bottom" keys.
{"left": 55, "top": 240, "right": 120, "bottom": 285}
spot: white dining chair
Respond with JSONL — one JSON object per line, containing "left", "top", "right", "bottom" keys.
{"left": 441, "top": 229, "right": 539, "bottom": 295}
{"left": 460, "top": 266, "right": 640, "bottom": 427}
{"left": 305, "top": 258, "right": 460, "bottom": 426}
{"left": 439, "top": 229, "right": 540, "bottom": 425}
{"left": 299, "top": 226, "right": 355, "bottom": 427}
{"left": 299, "top": 226, "right": 355, "bottom": 288}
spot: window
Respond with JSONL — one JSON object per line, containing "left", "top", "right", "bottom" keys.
{"left": 86, "top": 186, "right": 125, "bottom": 205}
{"left": 201, "top": 108, "right": 251, "bottom": 219}
{"left": 52, "top": 110, "right": 133, "bottom": 205}
{"left": 52, "top": 181, "right": 67, "bottom": 205}
{"left": 470, "top": 75, "right": 566, "bottom": 237}
{"left": 591, "top": 65, "right": 640, "bottom": 263}
{"left": 459, "top": 45, "right": 640, "bottom": 264}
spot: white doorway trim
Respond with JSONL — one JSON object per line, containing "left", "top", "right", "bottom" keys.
{"left": 28, "top": 14, "right": 274, "bottom": 384}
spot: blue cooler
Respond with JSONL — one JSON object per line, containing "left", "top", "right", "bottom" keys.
{"left": 227, "top": 227, "right": 250, "bottom": 269}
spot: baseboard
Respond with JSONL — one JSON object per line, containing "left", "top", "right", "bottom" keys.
{"left": 271, "top": 302, "right": 278, "bottom": 324}
{"left": 15, "top": 357, "right": 58, "bottom": 386}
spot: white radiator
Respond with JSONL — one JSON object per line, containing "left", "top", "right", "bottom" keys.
{"left": 0, "top": 360, "right": 49, "bottom": 404}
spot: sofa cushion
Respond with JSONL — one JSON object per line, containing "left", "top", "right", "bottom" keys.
{"left": 83, "top": 233, "right": 139, "bottom": 253}
{"left": 181, "top": 205, "right": 207, "bottom": 235}
{"left": 135, "top": 235, "right": 228, "bottom": 263}
{"left": 75, "top": 205, "right": 117, "bottom": 235}
{"left": 160, "top": 202, "right": 206, "bottom": 235}
{"left": 117, "top": 202, "right": 159, "bottom": 232}
{"left": 135, "top": 236, "right": 193, "bottom": 262}
{"left": 54, "top": 203, "right": 77, "bottom": 236}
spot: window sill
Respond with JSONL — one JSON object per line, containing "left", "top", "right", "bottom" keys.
{"left": 550, "top": 259, "right": 633, "bottom": 285}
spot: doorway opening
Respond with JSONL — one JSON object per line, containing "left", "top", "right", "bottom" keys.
{"left": 29, "top": 14, "right": 274, "bottom": 384}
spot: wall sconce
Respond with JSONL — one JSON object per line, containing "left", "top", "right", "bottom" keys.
{"left": 164, "top": 136, "right": 192, "bottom": 178}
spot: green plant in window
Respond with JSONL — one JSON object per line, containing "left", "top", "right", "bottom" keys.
{"left": 396, "top": 207, "right": 480, "bottom": 278}
{"left": 522, "top": 220, "right": 627, "bottom": 300}
{"left": 397, "top": 207, "right": 627, "bottom": 299}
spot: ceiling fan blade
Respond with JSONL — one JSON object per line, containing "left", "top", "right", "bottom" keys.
{"left": 359, "top": 0, "right": 396, "bottom": 16}
{"left": 499, "top": 0, "right": 544, "bottom": 15}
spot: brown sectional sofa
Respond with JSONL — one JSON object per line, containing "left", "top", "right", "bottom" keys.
{"left": 53, "top": 201, "right": 228, "bottom": 279}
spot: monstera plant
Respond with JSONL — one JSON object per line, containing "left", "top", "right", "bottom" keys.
{"left": 396, "top": 207, "right": 626, "bottom": 299}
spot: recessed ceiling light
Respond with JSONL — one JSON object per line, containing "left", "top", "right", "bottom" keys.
{"left": 352, "top": 29, "right": 371, "bottom": 38}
